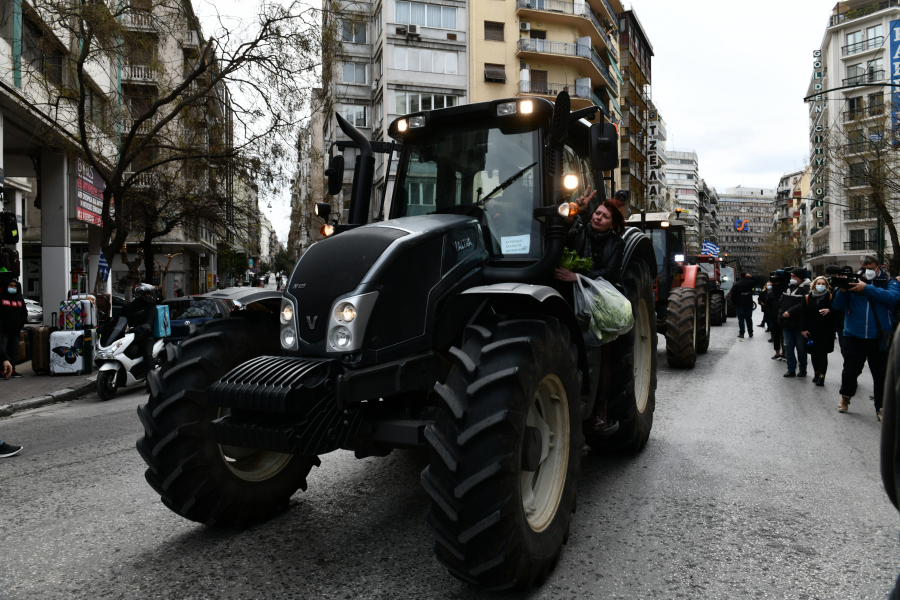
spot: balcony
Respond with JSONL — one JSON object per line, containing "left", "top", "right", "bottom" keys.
{"left": 517, "top": 38, "right": 618, "bottom": 96}
{"left": 842, "top": 36, "right": 884, "bottom": 56}
{"left": 844, "top": 240, "right": 878, "bottom": 251}
{"left": 844, "top": 208, "right": 878, "bottom": 220}
{"left": 122, "top": 11, "right": 154, "bottom": 31}
{"left": 124, "top": 171, "right": 156, "bottom": 189}
{"left": 843, "top": 104, "right": 885, "bottom": 121}
{"left": 125, "top": 116, "right": 157, "bottom": 136}
{"left": 517, "top": 80, "right": 602, "bottom": 109}
{"left": 842, "top": 69, "right": 885, "bottom": 87}
{"left": 809, "top": 246, "right": 830, "bottom": 258}
{"left": 844, "top": 176, "right": 869, "bottom": 188}
{"left": 516, "top": 0, "right": 618, "bottom": 61}
{"left": 182, "top": 30, "right": 200, "bottom": 54}
{"left": 830, "top": 1, "right": 900, "bottom": 27}
{"left": 123, "top": 64, "right": 156, "bottom": 85}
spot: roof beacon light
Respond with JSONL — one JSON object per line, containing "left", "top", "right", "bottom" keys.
{"left": 409, "top": 116, "right": 425, "bottom": 128}
{"left": 320, "top": 223, "right": 335, "bottom": 237}
{"left": 557, "top": 202, "right": 579, "bottom": 217}
{"left": 497, "top": 101, "right": 517, "bottom": 116}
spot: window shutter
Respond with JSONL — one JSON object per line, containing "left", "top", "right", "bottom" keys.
{"left": 484, "top": 22, "right": 504, "bottom": 41}
{"left": 484, "top": 63, "right": 507, "bottom": 82}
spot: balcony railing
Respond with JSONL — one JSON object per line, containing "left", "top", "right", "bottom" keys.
{"left": 125, "top": 117, "right": 157, "bottom": 136}
{"left": 842, "top": 36, "right": 884, "bottom": 56}
{"left": 831, "top": 1, "right": 900, "bottom": 26}
{"left": 844, "top": 176, "right": 869, "bottom": 187}
{"left": 123, "top": 64, "right": 155, "bottom": 83}
{"left": 516, "top": 38, "right": 618, "bottom": 95}
{"left": 843, "top": 105, "right": 885, "bottom": 120}
{"left": 183, "top": 30, "right": 200, "bottom": 49}
{"left": 518, "top": 80, "right": 602, "bottom": 106}
{"left": 809, "top": 246, "right": 829, "bottom": 257}
{"left": 844, "top": 240, "right": 877, "bottom": 251}
{"left": 515, "top": 0, "right": 617, "bottom": 60}
{"left": 124, "top": 171, "right": 156, "bottom": 188}
{"left": 842, "top": 69, "right": 885, "bottom": 86}
{"left": 844, "top": 208, "right": 877, "bottom": 220}
{"left": 122, "top": 11, "right": 153, "bottom": 30}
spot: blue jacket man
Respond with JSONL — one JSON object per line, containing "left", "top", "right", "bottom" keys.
{"left": 832, "top": 255, "right": 900, "bottom": 419}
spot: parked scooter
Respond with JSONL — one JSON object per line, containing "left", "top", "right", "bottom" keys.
{"left": 94, "top": 317, "right": 165, "bottom": 400}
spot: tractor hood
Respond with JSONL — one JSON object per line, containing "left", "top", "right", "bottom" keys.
{"left": 284, "top": 214, "right": 487, "bottom": 362}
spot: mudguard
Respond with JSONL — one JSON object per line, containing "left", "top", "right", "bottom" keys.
{"left": 98, "top": 361, "right": 122, "bottom": 372}
{"left": 622, "top": 227, "right": 657, "bottom": 277}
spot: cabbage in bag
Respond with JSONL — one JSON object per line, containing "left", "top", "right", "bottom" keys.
{"left": 573, "top": 275, "right": 634, "bottom": 343}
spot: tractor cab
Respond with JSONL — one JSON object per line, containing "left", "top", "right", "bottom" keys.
{"left": 626, "top": 212, "right": 689, "bottom": 320}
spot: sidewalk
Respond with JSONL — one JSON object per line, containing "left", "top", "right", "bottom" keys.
{"left": 0, "top": 360, "right": 96, "bottom": 417}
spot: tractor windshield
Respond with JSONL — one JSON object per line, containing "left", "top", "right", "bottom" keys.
{"left": 393, "top": 126, "right": 542, "bottom": 259}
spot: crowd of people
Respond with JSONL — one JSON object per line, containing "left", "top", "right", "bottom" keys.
{"left": 752, "top": 256, "right": 900, "bottom": 421}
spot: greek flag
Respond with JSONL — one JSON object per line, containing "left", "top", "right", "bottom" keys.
{"left": 870, "top": 132, "right": 883, "bottom": 143}
{"left": 98, "top": 251, "right": 110, "bottom": 282}
{"left": 701, "top": 241, "right": 719, "bottom": 257}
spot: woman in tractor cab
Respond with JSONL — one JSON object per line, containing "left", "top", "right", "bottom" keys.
{"left": 553, "top": 189, "right": 626, "bottom": 436}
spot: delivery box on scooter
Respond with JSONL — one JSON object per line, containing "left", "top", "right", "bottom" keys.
{"left": 153, "top": 304, "right": 171, "bottom": 338}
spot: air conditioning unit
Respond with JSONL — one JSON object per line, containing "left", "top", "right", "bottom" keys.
{"left": 407, "top": 24, "right": 420, "bottom": 36}
{"left": 371, "top": 79, "right": 378, "bottom": 91}
{"left": 520, "top": 22, "right": 531, "bottom": 31}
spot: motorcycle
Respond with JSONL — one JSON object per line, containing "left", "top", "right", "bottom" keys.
{"left": 94, "top": 317, "right": 166, "bottom": 400}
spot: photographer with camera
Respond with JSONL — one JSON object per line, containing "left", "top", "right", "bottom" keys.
{"left": 780, "top": 267, "right": 812, "bottom": 377}
{"left": 831, "top": 255, "right": 900, "bottom": 419}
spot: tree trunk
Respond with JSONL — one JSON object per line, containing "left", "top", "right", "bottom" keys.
{"left": 141, "top": 232, "right": 156, "bottom": 285}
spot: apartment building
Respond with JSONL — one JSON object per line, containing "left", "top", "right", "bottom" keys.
{"left": 667, "top": 151, "right": 701, "bottom": 253}
{"left": 806, "top": 0, "right": 898, "bottom": 275}
{"left": 320, "top": 0, "right": 468, "bottom": 221}
{"left": 616, "top": 9, "right": 654, "bottom": 210}
{"left": 718, "top": 187, "right": 776, "bottom": 278}
{"left": 698, "top": 180, "right": 720, "bottom": 247}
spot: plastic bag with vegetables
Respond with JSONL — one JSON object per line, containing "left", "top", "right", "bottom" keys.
{"left": 559, "top": 248, "right": 592, "bottom": 272}
{"left": 572, "top": 274, "right": 634, "bottom": 343}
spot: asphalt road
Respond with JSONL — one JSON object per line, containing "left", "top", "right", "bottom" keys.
{"left": 1, "top": 306, "right": 898, "bottom": 599}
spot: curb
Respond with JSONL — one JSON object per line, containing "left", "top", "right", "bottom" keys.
{"left": 0, "top": 377, "right": 97, "bottom": 418}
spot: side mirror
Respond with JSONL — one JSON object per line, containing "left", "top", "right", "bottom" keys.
{"left": 324, "top": 155, "right": 344, "bottom": 196}
{"left": 589, "top": 121, "right": 619, "bottom": 171}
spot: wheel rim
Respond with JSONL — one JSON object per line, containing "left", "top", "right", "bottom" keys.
{"left": 634, "top": 298, "right": 652, "bottom": 413}
{"left": 218, "top": 408, "right": 294, "bottom": 482}
{"left": 521, "top": 374, "right": 569, "bottom": 533}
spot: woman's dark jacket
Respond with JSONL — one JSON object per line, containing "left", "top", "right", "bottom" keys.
{"left": 565, "top": 218, "right": 625, "bottom": 283}
{"left": 0, "top": 288, "right": 28, "bottom": 335}
{"left": 800, "top": 292, "right": 836, "bottom": 354}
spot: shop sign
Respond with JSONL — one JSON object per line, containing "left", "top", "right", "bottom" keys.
{"left": 75, "top": 158, "right": 112, "bottom": 226}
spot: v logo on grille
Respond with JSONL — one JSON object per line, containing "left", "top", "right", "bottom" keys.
{"left": 306, "top": 316, "right": 318, "bottom": 329}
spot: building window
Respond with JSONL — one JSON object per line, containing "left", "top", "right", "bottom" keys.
{"left": 24, "top": 18, "right": 63, "bottom": 86}
{"left": 395, "top": 1, "right": 457, "bottom": 30}
{"left": 342, "top": 20, "right": 366, "bottom": 44}
{"left": 484, "top": 21, "right": 504, "bottom": 41}
{"left": 375, "top": 9, "right": 382, "bottom": 38}
{"left": 395, "top": 91, "right": 458, "bottom": 113}
{"left": 341, "top": 104, "right": 367, "bottom": 127}
{"left": 484, "top": 63, "right": 506, "bottom": 82}
{"left": 342, "top": 63, "right": 366, "bottom": 84}
{"left": 394, "top": 47, "right": 458, "bottom": 74}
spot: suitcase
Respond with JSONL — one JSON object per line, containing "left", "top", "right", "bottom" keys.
{"left": 32, "top": 313, "right": 59, "bottom": 373}
{"left": 16, "top": 329, "right": 31, "bottom": 365}
{"left": 94, "top": 293, "right": 111, "bottom": 322}
{"left": 153, "top": 304, "right": 171, "bottom": 338}
{"left": 60, "top": 298, "right": 99, "bottom": 329}
{"left": 50, "top": 329, "right": 93, "bottom": 375}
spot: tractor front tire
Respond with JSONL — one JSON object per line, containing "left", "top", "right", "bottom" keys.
{"left": 695, "top": 273, "right": 710, "bottom": 354}
{"left": 726, "top": 295, "right": 736, "bottom": 318}
{"left": 586, "top": 261, "right": 657, "bottom": 453}
{"left": 136, "top": 314, "right": 319, "bottom": 526}
{"left": 710, "top": 293, "right": 725, "bottom": 326}
{"left": 666, "top": 287, "right": 697, "bottom": 368}
{"left": 422, "top": 315, "right": 582, "bottom": 590}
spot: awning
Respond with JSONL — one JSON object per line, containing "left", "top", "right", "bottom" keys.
{"left": 609, "top": 97, "right": 622, "bottom": 117}
{"left": 484, "top": 64, "right": 507, "bottom": 83}
{"left": 607, "top": 51, "right": 624, "bottom": 87}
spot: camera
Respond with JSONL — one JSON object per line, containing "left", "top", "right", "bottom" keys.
{"left": 825, "top": 264, "right": 859, "bottom": 290}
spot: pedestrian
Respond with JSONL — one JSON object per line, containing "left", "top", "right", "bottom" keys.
{"left": 800, "top": 276, "right": 836, "bottom": 386}
{"left": 832, "top": 255, "right": 900, "bottom": 420}
{"left": 121, "top": 283, "right": 159, "bottom": 375}
{"left": 767, "top": 275, "right": 788, "bottom": 361}
{"left": 555, "top": 195, "right": 624, "bottom": 437}
{"left": 731, "top": 272, "right": 755, "bottom": 338}
{"left": 779, "top": 267, "right": 811, "bottom": 378}
{"left": 757, "top": 282, "right": 770, "bottom": 330}
{"left": 0, "top": 279, "right": 28, "bottom": 379}
{"left": 609, "top": 190, "right": 628, "bottom": 216}
{"left": 0, "top": 347, "right": 23, "bottom": 457}
{"left": 882, "top": 330, "right": 900, "bottom": 599}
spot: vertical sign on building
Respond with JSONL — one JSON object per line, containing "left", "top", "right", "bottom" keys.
{"left": 891, "top": 20, "right": 900, "bottom": 134}
{"left": 647, "top": 110, "right": 661, "bottom": 211}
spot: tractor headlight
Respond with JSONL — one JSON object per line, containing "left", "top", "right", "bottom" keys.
{"left": 330, "top": 326, "right": 352, "bottom": 349}
{"left": 563, "top": 174, "right": 578, "bottom": 190}
{"left": 397, "top": 119, "right": 408, "bottom": 132}
{"left": 281, "top": 326, "right": 296, "bottom": 349}
{"left": 675, "top": 254, "right": 685, "bottom": 262}
{"left": 280, "top": 302, "right": 294, "bottom": 324}
{"left": 557, "top": 202, "right": 578, "bottom": 217}
{"left": 497, "top": 101, "right": 517, "bottom": 116}
{"left": 409, "top": 116, "right": 425, "bottom": 128}
{"left": 336, "top": 302, "right": 357, "bottom": 323}
{"left": 520, "top": 100, "right": 534, "bottom": 114}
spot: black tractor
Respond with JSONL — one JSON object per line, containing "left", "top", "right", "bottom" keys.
{"left": 136, "top": 92, "right": 658, "bottom": 590}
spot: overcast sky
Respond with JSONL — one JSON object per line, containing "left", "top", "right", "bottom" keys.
{"left": 194, "top": 0, "right": 831, "bottom": 240}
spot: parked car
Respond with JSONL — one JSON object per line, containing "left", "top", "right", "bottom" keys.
{"left": 24, "top": 299, "right": 43, "bottom": 323}
{"left": 162, "top": 297, "right": 231, "bottom": 344}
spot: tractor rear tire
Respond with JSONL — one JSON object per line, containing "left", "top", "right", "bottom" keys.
{"left": 422, "top": 315, "right": 582, "bottom": 590}
{"left": 586, "top": 261, "right": 657, "bottom": 453}
{"left": 136, "top": 314, "right": 319, "bottom": 526}
{"left": 695, "top": 273, "right": 710, "bottom": 354}
{"left": 666, "top": 287, "right": 697, "bottom": 368}
{"left": 710, "top": 293, "right": 725, "bottom": 326}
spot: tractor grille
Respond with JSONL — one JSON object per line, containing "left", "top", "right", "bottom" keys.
{"left": 208, "top": 356, "right": 334, "bottom": 413}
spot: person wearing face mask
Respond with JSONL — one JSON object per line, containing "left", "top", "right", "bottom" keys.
{"left": 556, "top": 198, "right": 625, "bottom": 436}
{"left": 0, "top": 279, "right": 28, "bottom": 379}
{"left": 800, "top": 277, "right": 836, "bottom": 386}
{"left": 779, "top": 267, "right": 812, "bottom": 378}
{"left": 832, "top": 255, "right": 900, "bottom": 419}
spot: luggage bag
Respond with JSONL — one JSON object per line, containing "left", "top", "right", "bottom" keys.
{"left": 153, "top": 304, "right": 171, "bottom": 338}
{"left": 49, "top": 329, "right": 93, "bottom": 375}
{"left": 32, "top": 313, "right": 59, "bottom": 373}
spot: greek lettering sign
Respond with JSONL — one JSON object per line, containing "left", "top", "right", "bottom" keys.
{"left": 75, "top": 158, "right": 112, "bottom": 226}
{"left": 891, "top": 19, "right": 900, "bottom": 133}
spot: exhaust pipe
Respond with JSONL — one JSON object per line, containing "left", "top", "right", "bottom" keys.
{"left": 335, "top": 113, "right": 375, "bottom": 225}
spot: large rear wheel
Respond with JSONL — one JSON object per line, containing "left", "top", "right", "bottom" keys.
{"left": 136, "top": 314, "right": 319, "bottom": 525}
{"left": 710, "top": 293, "right": 725, "bottom": 326}
{"left": 666, "top": 287, "right": 697, "bottom": 368}
{"left": 422, "top": 315, "right": 582, "bottom": 590}
{"left": 695, "top": 273, "right": 710, "bottom": 353}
